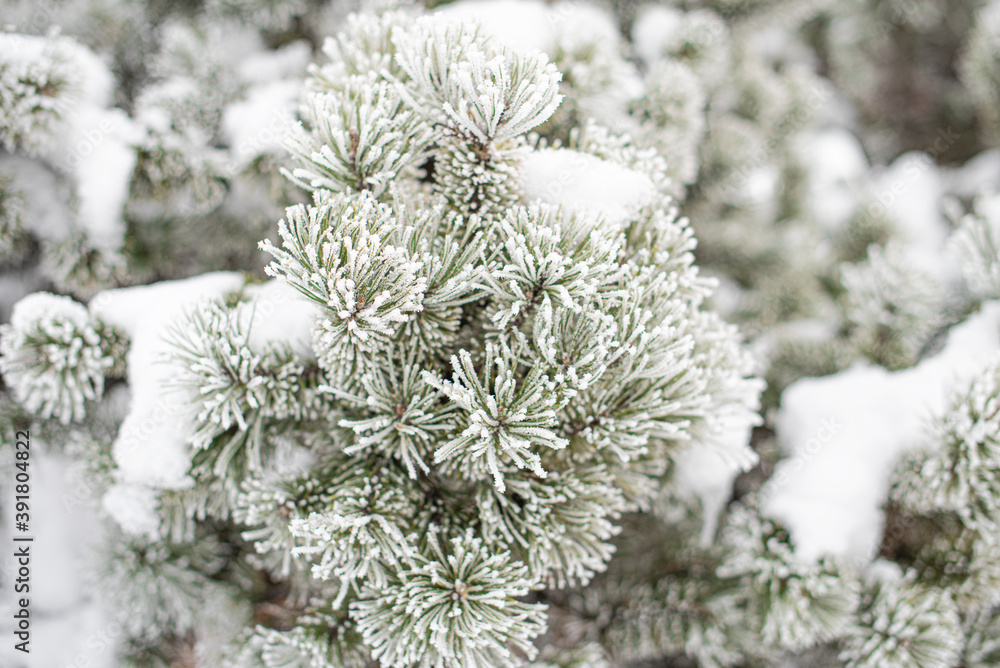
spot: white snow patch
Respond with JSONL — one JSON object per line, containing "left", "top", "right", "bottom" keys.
{"left": 59, "top": 107, "right": 140, "bottom": 251}
{"left": 631, "top": 5, "right": 685, "bottom": 65}
{"left": 240, "top": 279, "right": 321, "bottom": 359}
{"left": 102, "top": 483, "right": 161, "bottom": 537}
{"left": 942, "top": 149, "right": 1000, "bottom": 200}
{"left": 520, "top": 148, "right": 657, "bottom": 228}
{"left": 866, "top": 151, "right": 956, "bottom": 283}
{"left": 221, "top": 80, "right": 301, "bottom": 168}
{"left": 0, "top": 443, "right": 109, "bottom": 668}
{"left": 438, "top": 0, "right": 624, "bottom": 56}
{"left": 434, "top": 0, "right": 557, "bottom": 53}
{"left": 673, "top": 444, "right": 744, "bottom": 545}
{"left": 743, "top": 164, "right": 780, "bottom": 221}
{"left": 801, "top": 128, "right": 869, "bottom": 232}
{"left": 864, "top": 558, "right": 904, "bottom": 586}
{"left": 62, "top": 37, "right": 115, "bottom": 110}
{"left": 764, "top": 301, "right": 1000, "bottom": 564}
{"left": 237, "top": 39, "right": 312, "bottom": 85}
{"left": 89, "top": 272, "right": 245, "bottom": 493}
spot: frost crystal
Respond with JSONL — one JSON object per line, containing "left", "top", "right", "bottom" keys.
{"left": 0, "top": 292, "right": 119, "bottom": 423}
{"left": 351, "top": 527, "right": 547, "bottom": 668}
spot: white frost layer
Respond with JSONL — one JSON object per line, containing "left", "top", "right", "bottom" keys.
{"left": 764, "top": 301, "right": 1000, "bottom": 563}
{"left": 520, "top": 148, "right": 657, "bottom": 228}
{"left": 90, "top": 272, "right": 245, "bottom": 492}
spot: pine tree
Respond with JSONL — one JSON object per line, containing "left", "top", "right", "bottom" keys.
{"left": 7, "top": 0, "right": 1000, "bottom": 666}
{"left": 1, "top": 5, "right": 763, "bottom": 666}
